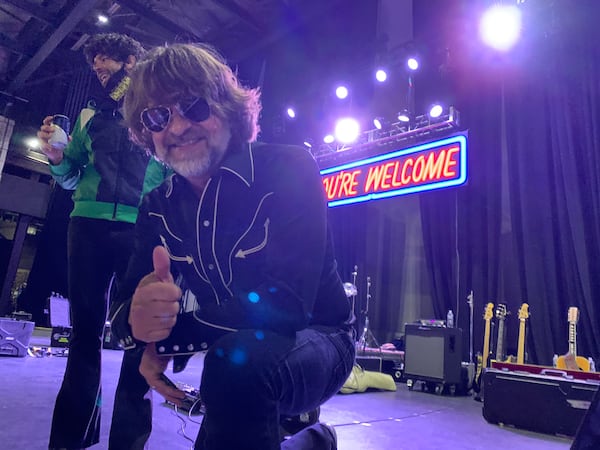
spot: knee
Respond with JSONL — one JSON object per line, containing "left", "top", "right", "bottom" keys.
{"left": 200, "top": 330, "right": 287, "bottom": 400}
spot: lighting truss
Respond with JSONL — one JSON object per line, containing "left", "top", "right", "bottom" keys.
{"left": 313, "top": 107, "right": 461, "bottom": 167}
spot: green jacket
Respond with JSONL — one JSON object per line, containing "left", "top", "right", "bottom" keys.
{"left": 50, "top": 104, "right": 168, "bottom": 223}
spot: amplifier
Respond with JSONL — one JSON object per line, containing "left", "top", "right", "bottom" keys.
{"left": 404, "top": 323, "right": 463, "bottom": 385}
{"left": 0, "top": 318, "right": 35, "bottom": 357}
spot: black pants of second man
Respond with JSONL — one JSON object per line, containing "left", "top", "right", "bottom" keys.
{"left": 49, "top": 217, "right": 135, "bottom": 449}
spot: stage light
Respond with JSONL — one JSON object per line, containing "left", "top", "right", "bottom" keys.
{"left": 397, "top": 109, "right": 411, "bottom": 123}
{"left": 24, "top": 137, "right": 40, "bottom": 149}
{"left": 429, "top": 104, "right": 444, "bottom": 119}
{"left": 334, "top": 118, "right": 360, "bottom": 144}
{"left": 373, "top": 116, "right": 391, "bottom": 131}
{"left": 303, "top": 139, "right": 313, "bottom": 149}
{"left": 407, "top": 58, "right": 419, "bottom": 71}
{"left": 323, "top": 134, "right": 335, "bottom": 144}
{"left": 335, "top": 85, "right": 349, "bottom": 100}
{"left": 479, "top": 4, "right": 522, "bottom": 52}
{"left": 97, "top": 14, "right": 109, "bottom": 25}
{"left": 286, "top": 107, "right": 296, "bottom": 119}
{"left": 375, "top": 69, "right": 387, "bottom": 82}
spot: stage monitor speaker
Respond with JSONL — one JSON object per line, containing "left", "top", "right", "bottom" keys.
{"left": 404, "top": 323, "right": 462, "bottom": 385}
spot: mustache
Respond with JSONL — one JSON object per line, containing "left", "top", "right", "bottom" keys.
{"left": 165, "top": 130, "right": 206, "bottom": 149}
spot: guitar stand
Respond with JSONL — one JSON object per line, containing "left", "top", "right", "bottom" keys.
{"left": 356, "top": 276, "right": 380, "bottom": 352}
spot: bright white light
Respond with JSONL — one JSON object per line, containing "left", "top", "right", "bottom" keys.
{"left": 334, "top": 118, "right": 360, "bottom": 144}
{"left": 97, "top": 15, "right": 109, "bottom": 25}
{"left": 303, "top": 140, "right": 312, "bottom": 148}
{"left": 407, "top": 58, "right": 419, "bottom": 71}
{"left": 373, "top": 118, "right": 382, "bottom": 130}
{"left": 323, "top": 134, "right": 335, "bottom": 144}
{"left": 335, "top": 86, "right": 349, "bottom": 99}
{"left": 397, "top": 111, "right": 410, "bottom": 123}
{"left": 479, "top": 5, "right": 522, "bottom": 52}
{"left": 375, "top": 69, "right": 387, "bottom": 82}
{"left": 25, "top": 137, "right": 40, "bottom": 148}
{"left": 286, "top": 108, "right": 296, "bottom": 119}
{"left": 429, "top": 104, "right": 443, "bottom": 118}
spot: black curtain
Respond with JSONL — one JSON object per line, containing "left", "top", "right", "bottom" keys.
{"left": 419, "top": 0, "right": 600, "bottom": 365}
{"left": 503, "top": 1, "right": 600, "bottom": 364}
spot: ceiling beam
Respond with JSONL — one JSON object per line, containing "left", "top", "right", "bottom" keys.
{"left": 116, "top": 0, "right": 203, "bottom": 42}
{"left": 1, "top": 0, "right": 53, "bottom": 26}
{"left": 7, "top": 0, "right": 99, "bottom": 93}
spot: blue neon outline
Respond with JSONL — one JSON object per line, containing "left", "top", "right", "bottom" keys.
{"left": 320, "top": 134, "right": 468, "bottom": 207}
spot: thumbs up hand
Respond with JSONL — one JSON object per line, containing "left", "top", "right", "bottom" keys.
{"left": 129, "top": 246, "right": 182, "bottom": 343}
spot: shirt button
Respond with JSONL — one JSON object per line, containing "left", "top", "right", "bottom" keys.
{"left": 208, "top": 264, "right": 215, "bottom": 270}
{"left": 203, "top": 220, "right": 210, "bottom": 227}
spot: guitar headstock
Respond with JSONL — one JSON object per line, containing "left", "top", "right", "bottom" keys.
{"left": 567, "top": 306, "right": 579, "bottom": 324}
{"left": 466, "top": 290, "right": 474, "bottom": 307}
{"left": 484, "top": 302, "right": 494, "bottom": 320}
{"left": 495, "top": 303, "right": 507, "bottom": 320}
{"left": 518, "top": 303, "right": 529, "bottom": 320}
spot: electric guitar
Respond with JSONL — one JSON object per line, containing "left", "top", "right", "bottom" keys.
{"left": 516, "top": 303, "right": 529, "bottom": 364}
{"left": 473, "top": 302, "right": 494, "bottom": 393}
{"left": 494, "top": 304, "right": 508, "bottom": 362}
{"left": 555, "top": 307, "right": 596, "bottom": 372}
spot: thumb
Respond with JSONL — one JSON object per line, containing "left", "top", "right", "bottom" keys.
{"left": 152, "top": 246, "right": 173, "bottom": 283}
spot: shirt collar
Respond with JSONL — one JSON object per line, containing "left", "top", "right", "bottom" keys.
{"left": 217, "top": 141, "right": 254, "bottom": 187}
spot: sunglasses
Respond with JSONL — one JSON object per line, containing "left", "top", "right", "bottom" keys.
{"left": 140, "top": 97, "right": 210, "bottom": 133}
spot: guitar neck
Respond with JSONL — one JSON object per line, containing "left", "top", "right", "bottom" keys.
{"left": 569, "top": 322, "right": 577, "bottom": 356}
{"left": 482, "top": 319, "right": 492, "bottom": 366}
{"left": 496, "top": 320, "right": 505, "bottom": 360}
{"left": 517, "top": 320, "right": 526, "bottom": 364}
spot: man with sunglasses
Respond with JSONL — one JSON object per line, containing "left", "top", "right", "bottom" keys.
{"left": 37, "top": 33, "right": 168, "bottom": 449}
{"left": 109, "top": 43, "right": 355, "bottom": 449}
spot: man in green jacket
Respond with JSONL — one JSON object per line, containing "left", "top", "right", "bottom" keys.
{"left": 37, "top": 33, "right": 168, "bottom": 449}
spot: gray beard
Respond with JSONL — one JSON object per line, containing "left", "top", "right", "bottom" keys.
{"left": 165, "top": 145, "right": 225, "bottom": 180}
{"left": 168, "top": 156, "right": 213, "bottom": 179}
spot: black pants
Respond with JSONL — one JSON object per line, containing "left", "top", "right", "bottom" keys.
{"left": 108, "top": 326, "right": 354, "bottom": 450}
{"left": 196, "top": 327, "right": 355, "bottom": 450}
{"left": 49, "top": 217, "right": 136, "bottom": 449}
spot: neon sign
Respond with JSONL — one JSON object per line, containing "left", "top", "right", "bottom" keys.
{"left": 320, "top": 134, "right": 467, "bottom": 207}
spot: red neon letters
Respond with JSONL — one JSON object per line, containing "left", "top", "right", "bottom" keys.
{"left": 322, "top": 143, "right": 462, "bottom": 202}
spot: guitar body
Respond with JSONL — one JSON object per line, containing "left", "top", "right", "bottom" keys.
{"left": 556, "top": 353, "right": 591, "bottom": 372}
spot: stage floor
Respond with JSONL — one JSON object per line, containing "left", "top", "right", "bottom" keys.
{"left": 0, "top": 332, "right": 573, "bottom": 449}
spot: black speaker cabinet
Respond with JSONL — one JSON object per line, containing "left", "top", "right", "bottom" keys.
{"left": 404, "top": 323, "right": 462, "bottom": 385}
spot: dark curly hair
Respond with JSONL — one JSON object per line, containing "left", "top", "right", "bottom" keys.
{"left": 124, "top": 43, "right": 261, "bottom": 152}
{"left": 82, "top": 33, "right": 145, "bottom": 66}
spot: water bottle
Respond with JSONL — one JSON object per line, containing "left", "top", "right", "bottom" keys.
{"left": 446, "top": 310, "right": 454, "bottom": 328}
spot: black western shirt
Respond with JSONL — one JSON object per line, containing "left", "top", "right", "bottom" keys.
{"left": 113, "top": 142, "right": 351, "bottom": 348}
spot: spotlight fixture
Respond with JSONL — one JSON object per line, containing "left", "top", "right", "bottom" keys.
{"left": 97, "top": 14, "right": 109, "bottom": 25}
{"left": 373, "top": 116, "right": 391, "bottom": 131}
{"left": 407, "top": 57, "right": 419, "bottom": 71}
{"left": 375, "top": 69, "right": 387, "bottom": 83}
{"left": 335, "top": 85, "right": 349, "bottom": 100}
{"left": 479, "top": 4, "right": 522, "bottom": 52}
{"left": 428, "top": 104, "right": 444, "bottom": 119}
{"left": 286, "top": 107, "right": 296, "bottom": 119}
{"left": 334, "top": 118, "right": 360, "bottom": 144}
{"left": 303, "top": 139, "right": 313, "bottom": 149}
{"left": 323, "top": 134, "right": 335, "bottom": 144}
{"left": 397, "top": 109, "right": 411, "bottom": 123}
